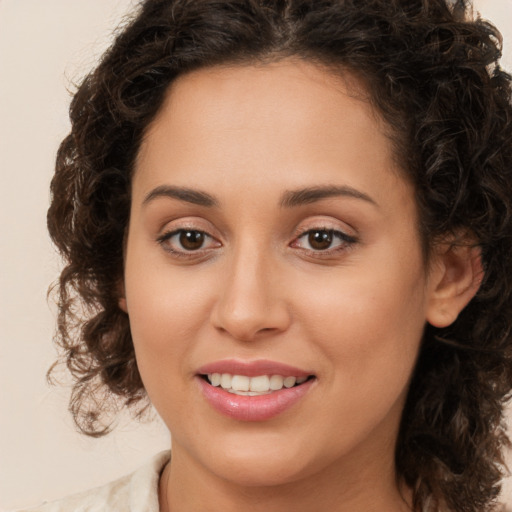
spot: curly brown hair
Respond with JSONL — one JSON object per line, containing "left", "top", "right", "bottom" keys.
{"left": 47, "top": 0, "right": 512, "bottom": 510}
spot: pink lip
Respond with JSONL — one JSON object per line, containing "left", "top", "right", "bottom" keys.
{"left": 197, "top": 378, "right": 315, "bottom": 421}
{"left": 196, "top": 359, "right": 316, "bottom": 422}
{"left": 196, "top": 359, "right": 312, "bottom": 378}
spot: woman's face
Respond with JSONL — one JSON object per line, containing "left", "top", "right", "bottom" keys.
{"left": 122, "top": 60, "right": 441, "bottom": 486}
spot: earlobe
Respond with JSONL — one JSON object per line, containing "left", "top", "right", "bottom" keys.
{"left": 119, "top": 297, "right": 128, "bottom": 313}
{"left": 426, "top": 240, "right": 483, "bottom": 328}
{"left": 118, "top": 280, "right": 128, "bottom": 313}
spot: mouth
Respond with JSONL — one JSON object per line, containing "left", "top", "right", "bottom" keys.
{"left": 200, "top": 373, "right": 315, "bottom": 396}
{"left": 196, "top": 360, "right": 317, "bottom": 421}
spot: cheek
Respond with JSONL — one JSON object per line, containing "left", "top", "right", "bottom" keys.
{"left": 289, "top": 272, "right": 427, "bottom": 453}
{"left": 294, "top": 259, "right": 428, "bottom": 394}
{"left": 124, "top": 229, "right": 216, "bottom": 335}
{"left": 127, "top": 274, "right": 204, "bottom": 348}
{"left": 123, "top": 252, "right": 216, "bottom": 401}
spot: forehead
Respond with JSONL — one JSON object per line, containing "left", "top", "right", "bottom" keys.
{"left": 145, "top": 60, "right": 382, "bottom": 141}
{"left": 134, "top": 59, "right": 413, "bottom": 219}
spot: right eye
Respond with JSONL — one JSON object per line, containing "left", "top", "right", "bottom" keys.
{"left": 158, "top": 229, "right": 221, "bottom": 255}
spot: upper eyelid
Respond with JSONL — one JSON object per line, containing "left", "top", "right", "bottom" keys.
{"left": 158, "top": 228, "right": 218, "bottom": 243}
{"left": 157, "top": 217, "right": 220, "bottom": 237}
{"left": 297, "top": 226, "right": 356, "bottom": 237}
{"left": 291, "top": 213, "right": 356, "bottom": 231}
{"left": 293, "top": 223, "right": 357, "bottom": 240}
{"left": 293, "top": 228, "right": 358, "bottom": 246}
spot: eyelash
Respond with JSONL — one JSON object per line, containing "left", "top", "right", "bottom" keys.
{"left": 156, "top": 227, "right": 358, "bottom": 259}
{"left": 291, "top": 228, "right": 358, "bottom": 257}
{"left": 157, "top": 229, "right": 220, "bottom": 259}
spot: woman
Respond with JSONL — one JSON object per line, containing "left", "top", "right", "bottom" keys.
{"left": 27, "top": 0, "right": 512, "bottom": 510}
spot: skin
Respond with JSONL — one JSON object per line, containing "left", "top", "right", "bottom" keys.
{"left": 120, "top": 59, "right": 481, "bottom": 512}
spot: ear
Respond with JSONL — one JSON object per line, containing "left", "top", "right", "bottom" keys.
{"left": 117, "top": 279, "right": 128, "bottom": 313}
{"left": 426, "top": 238, "right": 483, "bottom": 328}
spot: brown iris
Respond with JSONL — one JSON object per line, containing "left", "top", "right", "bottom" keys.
{"left": 308, "top": 230, "right": 334, "bottom": 250}
{"left": 179, "top": 230, "right": 205, "bottom": 250}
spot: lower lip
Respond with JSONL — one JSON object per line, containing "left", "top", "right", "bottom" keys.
{"left": 197, "top": 377, "right": 315, "bottom": 421}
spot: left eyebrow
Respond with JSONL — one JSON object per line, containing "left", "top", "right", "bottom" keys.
{"left": 280, "top": 185, "right": 378, "bottom": 208}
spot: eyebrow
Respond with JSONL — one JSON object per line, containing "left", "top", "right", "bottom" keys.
{"left": 142, "top": 184, "right": 377, "bottom": 209}
{"left": 280, "top": 185, "right": 378, "bottom": 208}
{"left": 143, "top": 185, "right": 218, "bottom": 207}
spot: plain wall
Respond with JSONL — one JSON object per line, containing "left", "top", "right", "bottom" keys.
{"left": 0, "top": 0, "right": 511, "bottom": 509}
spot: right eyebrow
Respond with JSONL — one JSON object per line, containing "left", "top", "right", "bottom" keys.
{"left": 142, "top": 185, "right": 219, "bottom": 207}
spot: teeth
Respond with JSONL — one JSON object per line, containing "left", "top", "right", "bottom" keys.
{"left": 226, "top": 389, "right": 272, "bottom": 396}
{"left": 220, "top": 373, "right": 232, "bottom": 389}
{"left": 250, "top": 375, "right": 270, "bottom": 392}
{"left": 231, "top": 375, "right": 250, "bottom": 391}
{"left": 283, "top": 376, "right": 296, "bottom": 388}
{"left": 269, "top": 375, "right": 284, "bottom": 390}
{"left": 206, "top": 373, "right": 310, "bottom": 395}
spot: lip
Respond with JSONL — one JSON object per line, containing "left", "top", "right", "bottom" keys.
{"left": 196, "top": 359, "right": 312, "bottom": 378}
{"left": 197, "top": 377, "right": 315, "bottom": 421}
{"left": 196, "top": 359, "right": 316, "bottom": 421}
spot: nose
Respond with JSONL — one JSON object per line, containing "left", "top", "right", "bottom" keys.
{"left": 210, "top": 243, "right": 291, "bottom": 342}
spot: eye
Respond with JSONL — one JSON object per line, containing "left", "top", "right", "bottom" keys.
{"left": 158, "top": 229, "right": 220, "bottom": 254}
{"left": 291, "top": 229, "right": 357, "bottom": 252}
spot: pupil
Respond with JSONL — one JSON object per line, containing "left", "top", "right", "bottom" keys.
{"left": 179, "top": 230, "right": 204, "bottom": 250}
{"left": 308, "top": 230, "right": 333, "bottom": 250}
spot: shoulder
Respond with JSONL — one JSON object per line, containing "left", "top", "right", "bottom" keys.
{"left": 17, "top": 451, "right": 170, "bottom": 512}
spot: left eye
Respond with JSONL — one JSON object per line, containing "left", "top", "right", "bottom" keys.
{"left": 292, "top": 229, "right": 355, "bottom": 251}
{"left": 158, "top": 229, "right": 219, "bottom": 252}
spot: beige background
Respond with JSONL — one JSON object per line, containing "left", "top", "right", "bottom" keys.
{"left": 0, "top": 0, "right": 511, "bottom": 509}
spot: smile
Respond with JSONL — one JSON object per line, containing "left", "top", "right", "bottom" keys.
{"left": 205, "top": 373, "right": 310, "bottom": 395}
{"left": 196, "top": 360, "right": 316, "bottom": 421}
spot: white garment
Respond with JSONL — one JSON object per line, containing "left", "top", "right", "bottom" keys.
{"left": 19, "top": 451, "right": 170, "bottom": 512}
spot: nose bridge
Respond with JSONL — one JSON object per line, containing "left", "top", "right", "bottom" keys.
{"left": 211, "top": 235, "right": 289, "bottom": 340}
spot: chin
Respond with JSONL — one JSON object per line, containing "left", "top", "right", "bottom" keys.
{"left": 197, "top": 434, "right": 324, "bottom": 488}
{"left": 214, "top": 457, "right": 308, "bottom": 488}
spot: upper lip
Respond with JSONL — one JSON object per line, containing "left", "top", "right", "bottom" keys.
{"left": 196, "top": 359, "right": 313, "bottom": 378}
